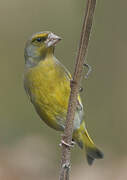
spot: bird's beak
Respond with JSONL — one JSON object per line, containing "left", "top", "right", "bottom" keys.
{"left": 45, "top": 33, "right": 62, "bottom": 47}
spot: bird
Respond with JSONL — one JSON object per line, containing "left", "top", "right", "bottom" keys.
{"left": 23, "top": 31, "right": 104, "bottom": 165}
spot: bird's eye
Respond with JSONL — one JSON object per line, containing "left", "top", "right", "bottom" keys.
{"left": 36, "top": 38, "right": 42, "bottom": 42}
{"left": 36, "top": 36, "right": 47, "bottom": 43}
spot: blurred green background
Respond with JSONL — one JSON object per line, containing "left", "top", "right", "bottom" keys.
{"left": 0, "top": 0, "right": 127, "bottom": 179}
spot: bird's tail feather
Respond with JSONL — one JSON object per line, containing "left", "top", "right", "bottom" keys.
{"left": 82, "top": 128, "right": 104, "bottom": 165}
{"left": 73, "top": 122, "right": 104, "bottom": 165}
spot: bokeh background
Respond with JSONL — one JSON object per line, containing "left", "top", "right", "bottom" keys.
{"left": 0, "top": 0, "right": 127, "bottom": 179}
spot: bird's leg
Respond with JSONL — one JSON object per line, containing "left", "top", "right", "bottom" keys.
{"left": 83, "top": 63, "right": 92, "bottom": 79}
{"left": 59, "top": 135, "right": 76, "bottom": 148}
{"left": 60, "top": 140, "right": 75, "bottom": 148}
{"left": 79, "top": 64, "right": 92, "bottom": 92}
{"left": 59, "top": 140, "right": 75, "bottom": 148}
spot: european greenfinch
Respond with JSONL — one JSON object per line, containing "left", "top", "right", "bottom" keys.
{"left": 24, "top": 31, "right": 103, "bottom": 165}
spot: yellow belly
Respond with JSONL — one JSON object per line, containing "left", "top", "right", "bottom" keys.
{"left": 24, "top": 58, "right": 70, "bottom": 131}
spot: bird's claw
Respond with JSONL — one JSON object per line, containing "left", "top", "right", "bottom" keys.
{"left": 83, "top": 63, "right": 92, "bottom": 79}
{"left": 59, "top": 139, "right": 75, "bottom": 148}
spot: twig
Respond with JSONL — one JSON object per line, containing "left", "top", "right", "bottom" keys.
{"left": 59, "top": 0, "right": 97, "bottom": 180}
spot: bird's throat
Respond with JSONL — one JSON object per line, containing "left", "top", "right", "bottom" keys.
{"left": 25, "top": 46, "right": 54, "bottom": 68}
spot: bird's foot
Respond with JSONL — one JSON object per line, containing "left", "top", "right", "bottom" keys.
{"left": 83, "top": 63, "right": 92, "bottom": 79}
{"left": 59, "top": 136, "right": 76, "bottom": 148}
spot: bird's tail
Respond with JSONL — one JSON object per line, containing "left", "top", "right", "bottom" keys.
{"left": 73, "top": 122, "right": 104, "bottom": 165}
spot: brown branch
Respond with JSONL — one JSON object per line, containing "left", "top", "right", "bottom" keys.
{"left": 59, "top": 0, "right": 97, "bottom": 180}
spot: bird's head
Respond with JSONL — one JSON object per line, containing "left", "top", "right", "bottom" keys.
{"left": 24, "top": 31, "right": 61, "bottom": 66}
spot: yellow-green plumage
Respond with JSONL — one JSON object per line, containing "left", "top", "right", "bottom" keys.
{"left": 24, "top": 31, "right": 103, "bottom": 165}
{"left": 24, "top": 57, "right": 70, "bottom": 130}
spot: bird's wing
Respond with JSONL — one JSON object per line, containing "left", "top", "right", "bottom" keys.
{"left": 56, "top": 58, "right": 83, "bottom": 112}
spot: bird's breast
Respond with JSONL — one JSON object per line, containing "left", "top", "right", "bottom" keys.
{"left": 24, "top": 58, "right": 70, "bottom": 130}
